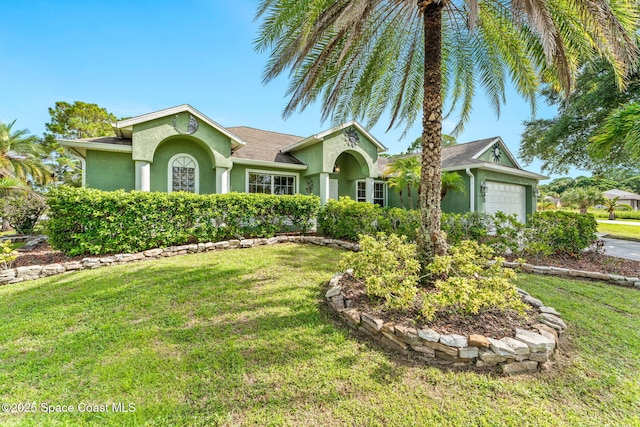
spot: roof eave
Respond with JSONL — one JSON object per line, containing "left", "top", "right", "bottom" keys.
{"left": 58, "top": 139, "right": 133, "bottom": 153}
{"left": 114, "top": 104, "right": 246, "bottom": 149}
{"left": 231, "top": 158, "right": 308, "bottom": 170}
{"left": 444, "top": 162, "right": 548, "bottom": 180}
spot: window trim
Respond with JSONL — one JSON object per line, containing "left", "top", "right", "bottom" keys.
{"left": 168, "top": 153, "right": 199, "bottom": 194}
{"left": 355, "top": 179, "right": 388, "bottom": 206}
{"left": 245, "top": 168, "right": 300, "bottom": 195}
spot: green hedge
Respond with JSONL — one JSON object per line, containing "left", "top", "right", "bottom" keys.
{"left": 589, "top": 209, "right": 640, "bottom": 220}
{"left": 319, "top": 198, "right": 597, "bottom": 256}
{"left": 317, "top": 198, "right": 420, "bottom": 241}
{"left": 47, "top": 187, "right": 320, "bottom": 255}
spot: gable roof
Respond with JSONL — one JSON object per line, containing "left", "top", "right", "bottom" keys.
{"left": 113, "top": 104, "right": 245, "bottom": 149}
{"left": 227, "top": 126, "right": 305, "bottom": 165}
{"left": 282, "top": 120, "right": 387, "bottom": 153}
{"left": 378, "top": 137, "right": 547, "bottom": 180}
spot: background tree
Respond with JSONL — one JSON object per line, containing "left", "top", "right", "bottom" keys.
{"left": 440, "top": 172, "right": 465, "bottom": 200}
{"left": 43, "top": 101, "right": 117, "bottom": 186}
{"left": 256, "top": 0, "right": 638, "bottom": 271}
{"left": 384, "top": 156, "right": 420, "bottom": 209}
{"left": 561, "top": 187, "right": 604, "bottom": 214}
{"left": 520, "top": 61, "right": 640, "bottom": 175}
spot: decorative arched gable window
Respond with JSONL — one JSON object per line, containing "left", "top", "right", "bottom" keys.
{"left": 168, "top": 153, "right": 199, "bottom": 193}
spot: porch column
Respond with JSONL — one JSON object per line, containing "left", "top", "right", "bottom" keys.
{"left": 135, "top": 161, "right": 151, "bottom": 191}
{"left": 365, "top": 177, "right": 374, "bottom": 204}
{"left": 215, "top": 167, "right": 230, "bottom": 194}
{"left": 319, "top": 172, "right": 330, "bottom": 205}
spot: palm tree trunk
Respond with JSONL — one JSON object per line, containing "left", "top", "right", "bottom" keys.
{"left": 399, "top": 189, "right": 404, "bottom": 209}
{"left": 407, "top": 185, "right": 414, "bottom": 210}
{"left": 417, "top": 0, "right": 447, "bottom": 275}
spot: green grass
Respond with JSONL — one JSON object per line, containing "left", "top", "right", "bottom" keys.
{"left": 598, "top": 222, "right": 640, "bottom": 240}
{"left": 0, "top": 244, "right": 639, "bottom": 426}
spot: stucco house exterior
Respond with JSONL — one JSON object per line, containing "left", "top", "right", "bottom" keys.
{"left": 59, "top": 104, "right": 546, "bottom": 222}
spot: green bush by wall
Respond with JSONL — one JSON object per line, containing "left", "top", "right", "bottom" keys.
{"left": 47, "top": 187, "right": 320, "bottom": 255}
{"left": 319, "top": 198, "right": 598, "bottom": 257}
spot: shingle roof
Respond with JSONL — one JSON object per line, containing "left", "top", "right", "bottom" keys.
{"left": 228, "top": 126, "right": 305, "bottom": 165}
{"left": 441, "top": 137, "right": 498, "bottom": 168}
{"left": 378, "top": 137, "right": 502, "bottom": 176}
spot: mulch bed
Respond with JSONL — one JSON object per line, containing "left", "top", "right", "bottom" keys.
{"left": 339, "top": 273, "right": 538, "bottom": 340}
{"left": 12, "top": 243, "right": 85, "bottom": 268}
{"left": 506, "top": 251, "right": 640, "bottom": 277}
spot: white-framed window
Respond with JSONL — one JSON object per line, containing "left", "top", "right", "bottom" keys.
{"left": 355, "top": 180, "right": 387, "bottom": 206}
{"left": 373, "top": 181, "right": 387, "bottom": 207}
{"left": 168, "top": 153, "right": 199, "bottom": 193}
{"left": 356, "top": 181, "right": 366, "bottom": 202}
{"left": 246, "top": 169, "right": 299, "bottom": 195}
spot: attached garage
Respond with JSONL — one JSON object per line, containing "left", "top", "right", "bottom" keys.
{"left": 484, "top": 181, "right": 527, "bottom": 223}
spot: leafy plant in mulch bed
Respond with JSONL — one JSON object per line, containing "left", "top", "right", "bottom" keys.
{"left": 339, "top": 233, "right": 528, "bottom": 331}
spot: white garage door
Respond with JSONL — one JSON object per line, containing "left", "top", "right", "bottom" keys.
{"left": 485, "top": 181, "right": 526, "bottom": 223}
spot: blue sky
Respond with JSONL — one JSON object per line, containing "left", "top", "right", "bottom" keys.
{"left": 0, "top": 0, "right": 579, "bottom": 180}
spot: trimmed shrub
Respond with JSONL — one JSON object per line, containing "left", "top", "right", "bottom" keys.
{"left": 318, "top": 197, "right": 385, "bottom": 241}
{"left": 318, "top": 197, "right": 419, "bottom": 241}
{"left": 523, "top": 211, "right": 597, "bottom": 256}
{"left": 47, "top": 187, "right": 320, "bottom": 255}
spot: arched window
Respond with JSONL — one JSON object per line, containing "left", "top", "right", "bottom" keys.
{"left": 168, "top": 154, "right": 199, "bottom": 193}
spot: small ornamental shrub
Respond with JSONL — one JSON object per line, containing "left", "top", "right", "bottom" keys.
{"left": 421, "top": 240, "right": 527, "bottom": 321}
{"left": 523, "top": 211, "right": 597, "bottom": 256}
{"left": 0, "top": 192, "right": 47, "bottom": 235}
{"left": 339, "top": 233, "right": 420, "bottom": 310}
{"left": 0, "top": 240, "right": 18, "bottom": 269}
{"left": 47, "top": 187, "right": 320, "bottom": 255}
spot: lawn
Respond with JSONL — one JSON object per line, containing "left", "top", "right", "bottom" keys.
{"left": 598, "top": 222, "right": 640, "bottom": 240}
{"left": 0, "top": 244, "right": 638, "bottom": 426}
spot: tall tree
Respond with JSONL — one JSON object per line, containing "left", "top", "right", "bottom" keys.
{"left": 44, "top": 101, "right": 117, "bottom": 186}
{"left": 520, "top": 61, "right": 640, "bottom": 175}
{"left": 590, "top": 102, "right": 640, "bottom": 163}
{"left": 255, "top": 0, "right": 638, "bottom": 271}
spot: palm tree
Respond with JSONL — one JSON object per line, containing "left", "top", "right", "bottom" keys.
{"left": 590, "top": 102, "right": 640, "bottom": 162}
{"left": 0, "top": 176, "right": 30, "bottom": 196}
{"left": 441, "top": 172, "right": 465, "bottom": 200}
{"left": 603, "top": 196, "right": 620, "bottom": 220}
{"left": 561, "top": 187, "right": 604, "bottom": 214}
{"left": 0, "top": 120, "right": 51, "bottom": 185}
{"left": 384, "top": 156, "right": 420, "bottom": 209}
{"left": 256, "top": 0, "right": 638, "bottom": 271}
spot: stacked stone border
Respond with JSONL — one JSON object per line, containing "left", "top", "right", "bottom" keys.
{"left": 501, "top": 261, "right": 640, "bottom": 289}
{"left": 1, "top": 235, "right": 639, "bottom": 289}
{"left": 0, "top": 236, "right": 357, "bottom": 286}
{"left": 326, "top": 271, "right": 566, "bottom": 374}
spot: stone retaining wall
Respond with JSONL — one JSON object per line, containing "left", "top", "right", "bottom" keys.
{"left": 501, "top": 261, "right": 640, "bottom": 289}
{"left": 326, "top": 271, "right": 566, "bottom": 375}
{"left": 0, "top": 236, "right": 358, "bottom": 286}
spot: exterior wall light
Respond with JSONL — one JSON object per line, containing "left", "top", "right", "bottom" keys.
{"left": 333, "top": 164, "right": 341, "bottom": 173}
{"left": 480, "top": 182, "right": 488, "bottom": 196}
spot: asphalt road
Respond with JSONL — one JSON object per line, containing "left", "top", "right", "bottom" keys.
{"left": 599, "top": 236, "right": 640, "bottom": 262}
